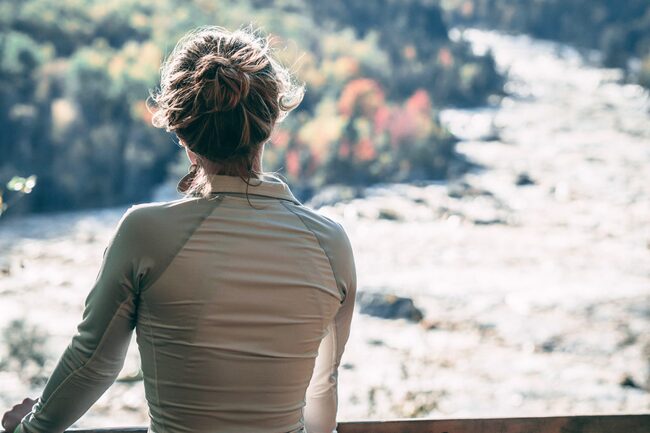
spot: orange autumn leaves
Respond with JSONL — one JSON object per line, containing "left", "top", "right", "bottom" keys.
{"left": 272, "top": 78, "right": 446, "bottom": 183}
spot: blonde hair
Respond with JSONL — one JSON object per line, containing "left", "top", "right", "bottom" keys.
{"left": 150, "top": 25, "right": 304, "bottom": 197}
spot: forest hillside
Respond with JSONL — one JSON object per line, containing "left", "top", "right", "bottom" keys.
{"left": 0, "top": 0, "right": 502, "bottom": 214}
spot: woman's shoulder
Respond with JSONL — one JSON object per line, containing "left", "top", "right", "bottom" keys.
{"left": 119, "top": 196, "right": 215, "bottom": 228}
{"left": 111, "top": 196, "right": 217, "bottom": 251}
{"left": 103, "top": 197, "right": 220, "bottom": 291}
{"left": 125, "top": 195, "right": 212, "bottom": 216}
{"left": 288, "top": 204, "right": 356, "bottom": 302}
{"left": 283, "top": 201, "right": 350, "bottom": 243}
{"left": 282, "top": 202, "right": 356, "bottom": 295}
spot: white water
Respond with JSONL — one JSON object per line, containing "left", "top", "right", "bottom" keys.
{"left": 330, "top": 28, "right": 650, "bottom": 417}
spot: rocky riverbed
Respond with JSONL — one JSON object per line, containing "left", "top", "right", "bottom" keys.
{"left": 1, "top": 29, "right": 649, "bottom": 427}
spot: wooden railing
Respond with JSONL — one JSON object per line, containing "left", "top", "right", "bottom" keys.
{"left": 14, "top": 414, "right": 647, "bottom": 433}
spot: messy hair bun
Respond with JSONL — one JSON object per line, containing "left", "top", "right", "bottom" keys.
{"left": 150, "top": 25, "right": 304, "bottom": 195}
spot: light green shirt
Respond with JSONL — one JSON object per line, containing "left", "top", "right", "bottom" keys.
{"left": 14, "top": 174, "right": 356, "bottom": 433}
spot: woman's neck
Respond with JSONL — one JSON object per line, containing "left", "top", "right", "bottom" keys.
{"left": 198, "top": 153, "right": 263, "bottom": 179}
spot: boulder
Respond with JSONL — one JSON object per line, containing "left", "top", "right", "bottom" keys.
{"left": 515, "top": 172, "right": 536, "bottom": 186}
{"left": 357, "top": 291, "right": 424, "bottom": 322}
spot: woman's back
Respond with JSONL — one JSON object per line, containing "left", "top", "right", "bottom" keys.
{"left": 12, "top": 174, "right": 356, "bottom": 433}
{"left": 134, "top": 175, "right": 355, "bottom": 432}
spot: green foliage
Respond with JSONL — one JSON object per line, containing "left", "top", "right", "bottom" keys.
{"left": 7, "top": 175, "right": 37, "bottom": 193}
{"left": 0, "top": 175, "right": 37, "bottom": 216}
{"left": 1, "top": 0, "right": 504, "bottom": 213}
{"left": 0, "top": 31, "right": 52, "bottom": 74}
{"left": 307, "top": 0, "right": 503, "bottom": 106}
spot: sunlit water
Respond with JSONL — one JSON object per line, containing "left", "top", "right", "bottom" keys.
{"left": 0, "top": 29, "right": 648, "bottom": 426}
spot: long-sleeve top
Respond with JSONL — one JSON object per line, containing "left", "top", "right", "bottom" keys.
{"left": 14, "top": 173, "right": 357, "bottom": 433}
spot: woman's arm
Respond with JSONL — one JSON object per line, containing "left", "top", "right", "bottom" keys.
{"left": 303, "top": 223, "right": 357, "bottom": 433}
{"left": 9, "top": 207, "right": 149, "bottom": 433}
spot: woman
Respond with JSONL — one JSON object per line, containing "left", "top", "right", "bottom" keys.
{"left": 2, "top": 25, "right": 356, "bottom": 433}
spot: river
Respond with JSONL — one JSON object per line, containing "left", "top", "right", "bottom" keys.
{"left": 0, "top": 29, "right": 648, "bottom": 425}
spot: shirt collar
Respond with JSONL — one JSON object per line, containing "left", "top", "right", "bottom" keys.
{"left": 178, "top": 172, "right": 301, "bottom": 204}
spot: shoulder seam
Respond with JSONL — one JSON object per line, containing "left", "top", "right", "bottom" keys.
{"left": 280, "top": 201, "right": 345, "bottom": 304}
{"left": 137, "top": 198, "right": 223, "bottom": 294}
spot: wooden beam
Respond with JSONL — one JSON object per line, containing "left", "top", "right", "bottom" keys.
{"left": 3, "top": 414, "right": 648, "bottom": 433}
{"left": 337, "top": 415, "right": 650, "bottom": 433}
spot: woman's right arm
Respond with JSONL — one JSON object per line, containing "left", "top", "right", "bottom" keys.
{"left": 303, "top": 224, "right": 357, "bottom": 433}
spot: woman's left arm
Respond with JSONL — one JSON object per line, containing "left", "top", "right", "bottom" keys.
{"left": 5, "top": 207, "right": 151, "bottom": 433}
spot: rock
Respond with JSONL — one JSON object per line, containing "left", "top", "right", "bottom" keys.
{"left": 472, "top": 217, "right": 507, "bottom": 225}
{"left": 515, "top": 172, "right": 536, "bottom": 186}
{"left": 377, "top": 208, "right": 401, "bottom": 221}
{"left": 420, "top": 319, "right": 440, "bottom": 330}
{"left": 477, "top": 322, "right": 497, "bottom": 337}
{"left": 447, "top": 181, "right": 493, "bottom": 199}
{"left": 397, "top": 390, "right": 443, "bottom": 418}
{"left": 447, "top": 181, "right": 471, "bottom": 199}
{"left": 357, "top": 291, "right": 424, "bottom": 322}
{"left": 616, "top": 324, "right": 638, "bottom": 348}
{"left": 619, "top": 375, "right": 644, "bottom": 390}
{"left": 305, "top": 185, "right": 365, "bottom": 208}
{"left": 538, "top": 336, "right": 563, "bottom": 353}
{"left": 0, "top": 261, "right": 10, "bottom": 276}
